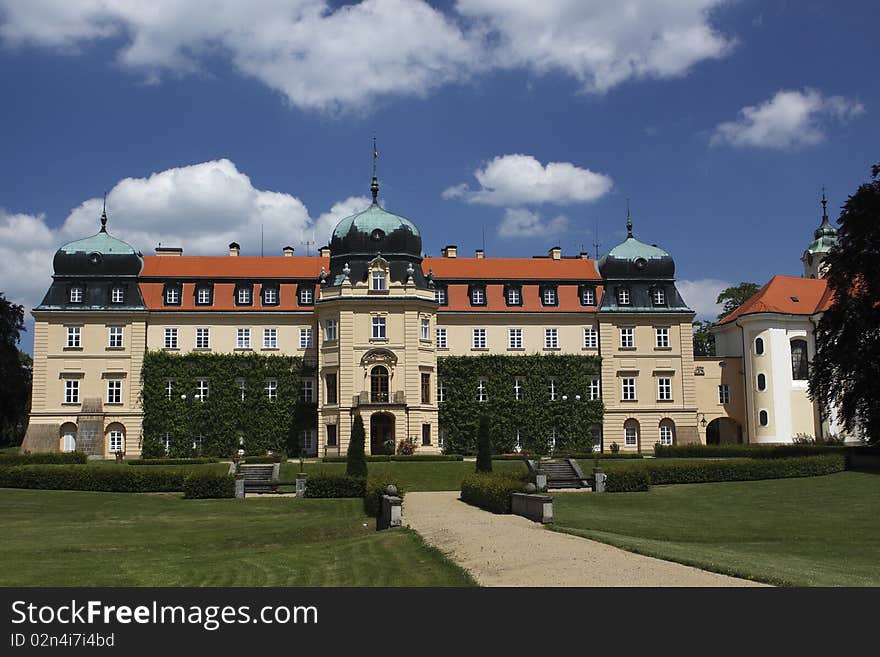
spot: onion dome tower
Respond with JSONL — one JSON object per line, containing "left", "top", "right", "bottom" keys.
{"left": 802, "top": 190, "right": 838, "bottom": 279}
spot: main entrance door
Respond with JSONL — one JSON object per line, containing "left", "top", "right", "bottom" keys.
{"left": 370, "top": 413, "right": 394, "bottom": 455}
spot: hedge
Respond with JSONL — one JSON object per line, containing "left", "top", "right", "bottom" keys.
{"left": 128, "top": 457, "right": 220, "bottom": 466}
{"left": 363, "top": 475, "right": 406, "bottom": 517}
{"left": 183, "top": 471, "right": 235, "bottom": 498}
{"left": 0, "top": 452, "right": 87, "bottom": 465}
{"left": 605, "top": 470, "right": 651, "bottom": 492}
{"left": 0, "top": 465, "right": 186, "bottom": 492}
{"left": 304, "top": 473, "right": 366, "bottom": 498}
{"left": 322, "top": 454, "right": 464, "bottom": 463}
{"left": 653, "top": 444, "right": 846, "bottom": 459}
{"left": 242, "top": 455, "right": 287, "bottom": 464}
{"left": 558, "top": 453, "right": 644, "bottom": 460}
{"left": 460, "top": 473, "right": 528, "bottom": 514}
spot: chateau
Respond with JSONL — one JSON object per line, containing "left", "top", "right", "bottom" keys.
{"left": 21, "top": 173, "right": 853, "bottom": 458}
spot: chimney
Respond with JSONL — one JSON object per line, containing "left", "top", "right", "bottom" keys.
{"left": 228, "top": 242, "right": 240, "bottom": 257}
{"left": 549, "top": 246, "right": 562, "bottom": 260}
{"left": 282, "top": 246, "right": 294, "bottom": 257}
{"left": 441, "top": 245, "right": 458, "bottom": 258}
{"left": 155, "top": 246, "right": 183, "bottom": 257}
{"left": 319, "top": 246, "right": 331, "bottom": 258}
{"left": 475, "top": 249, "right": 484, "bottom": 259}
{"left": 579, "top": 252, "right": 590, "bottom": 260}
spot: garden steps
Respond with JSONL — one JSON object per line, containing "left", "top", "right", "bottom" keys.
{"left": 528, "top": 459, "right": 590, "bottom": 489}
{"left": 239, "top": 464, "right": 278, "bottom": 494}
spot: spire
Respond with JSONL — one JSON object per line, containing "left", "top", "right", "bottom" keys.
{"left": 370, "top": 135, "right": 379, "bottom": 204}
{"left": 814, "top": 186, "right": 837, "bottom": 239}
{"left": 100, "top": 192, "right": 108, "bottom": 232}
{"left": 820, "top": 186, "right": 829, "bottom": 225}
{"left": 625, "top": 198, "right": 633, "bottom": 238}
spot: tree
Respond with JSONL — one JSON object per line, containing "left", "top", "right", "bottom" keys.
{"left": 346, "top": 414, "right": 367, "bottom": 477}
{"left": 0, "top": 293, "right": 31, "bottom": 446}
{"left": 716, "top": 282, "right": 760, "bottom": 320}
{"left": 810, "top": 163, "right": 880, "bottom": 443}
{"left": 475, "top": 415, "right": 492, "bottom": 473}
{"left": 692, "top": 320, "right": 716, "bottom": 357}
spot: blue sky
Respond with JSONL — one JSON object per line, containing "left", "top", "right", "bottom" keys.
{"left": 1, "top": 1, "right": 876, "bottom": 353}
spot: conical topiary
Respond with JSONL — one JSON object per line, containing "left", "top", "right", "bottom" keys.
{"left": 476, "top": 415, "right": 492, "bottom": 473}
{"left": 347, "top": 414, "right": 367, "bottom": 478}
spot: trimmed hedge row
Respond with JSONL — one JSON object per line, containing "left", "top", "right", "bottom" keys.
{"left": 653, "top": 444, "right": 845, "bottom": 459}
{"left": 128, "top": 457, "right": 220, "bottom": 466}
{"left": 363, "top": 475, "right": 406, "bottom": 517}
{"left": 0, "top": 465, "right": 186, "bottom": 492}
{"left": 0, "top": 452, "right": 87, "bottom": 465}
{"left": 321, "top": 454, "right": 463, "bottom": 463}
{"left": 304, "top": 473, "right": 366, "bottom": 498}
{"left": 460, "top": 473, "right": 528, "bottom": 514}
{"left": 604, "top": 470, "right": 651, "bottom": 492}
{"left": 183, "top": 471, "right": 235, "bottom": 498}
{"left": 242, "top": 455, "right": 287, "bottom": 464}
{"left": 557, "top": 453, "right": 645, "bottom": 460}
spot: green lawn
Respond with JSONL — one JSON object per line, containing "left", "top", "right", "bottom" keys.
{"left": 551, "top": 471, "right": 880, "bottom": 586}
{"left": 0, "top": 489, "right": 475, "bottom": 586}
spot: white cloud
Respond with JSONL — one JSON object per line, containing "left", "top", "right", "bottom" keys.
{"left": 496, "top": 207, "right": 570, "bottom": 238}
{"left": 443, "top": 154, "right": 613, "bottom": 206}
{"left": 0, "top": 0, "right": 733, "bottom": 112}
{"left": 710, "top": 88, "right": 865, "bottom": 149}
{"left": 0, "top": 159, "right": 369, "bottom": 315}
{"left": 677, "top": 278, "right": 731, "bottom": 319}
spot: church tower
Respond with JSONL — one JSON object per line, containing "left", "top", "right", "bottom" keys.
{"left": 802, "top": 190, "right": 838, "bottom": 279}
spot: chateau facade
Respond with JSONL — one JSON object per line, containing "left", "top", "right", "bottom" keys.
{"left": 22, "top": 177, "right": 850, "bottom": 458}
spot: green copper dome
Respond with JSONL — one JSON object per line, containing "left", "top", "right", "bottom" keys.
{"left": 331, "top": 203, "right": 421, "bottom": 244}
{"left": 805, "top": 193, "right": 838, "bottom": 255}
{"left": 59, "top": 230, "right": 138, "bottom": 255}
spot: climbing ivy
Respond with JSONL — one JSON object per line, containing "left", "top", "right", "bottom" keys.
{"left": 140, "top": 351, "right": 317, "bottom": 457}
{"left": 437, "top": 353, "right": 603, "bottom": 456}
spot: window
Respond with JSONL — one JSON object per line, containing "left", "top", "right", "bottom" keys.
{"left": 197, "top": 379, "right": 209, "bottom": 401}
{"left": 659, "top": 421, "right": 675, "bottom": 446}
{"left": 263, "top": 286, "right": 278, "bottom": 305}
{"left": 435, "top": 287, "right": 447, "bottom": 305}
{"left": 653, "top": 288, "right": 666, "bottom": 305}
{"left": 165, "top": 286, "right": 180, "bottom": 305}
{"left": 299, "top": 286, "right": 314, "bottom": 305}
{"left": 472, "top": 328, "right": 487, "bottom": 349}
{"left": 162, "top": 433, "right": 172, "bottom": 454}
{"left": 436, "top": 328, "right": 447, "bottom": 349}
{"left": 657, "top": 377, "right": 672, "bottom": 401}
{"left": 422, "top": 424, "right": 431, "bottom": 447}
{"left": 759, "top": 410, "right": 769, "bottom": 427}
{"left": 164, "top": 328, "right": 178, "bottom": 349}
{"left": 550, "top": 427, "right": 558, "bottom": 452}
{"left": 620, "top": 327, "right": 634, "bottom": 348}
{"left": 477, "top": 379, "right": 487, "bottom": 402}
{"left": 437, "top": 380, "right": 446, "bottom": 403}
{"left": 549, "top": 378, "right": 558, "bottom": 401}
{"left": 106, "top": 379, "right": 122, "bottom": 404}
{"left": 507, "top": 287, "right": 521, "bottom": 305}
{"left": 64, "top": 380, "right": 79, "bottom": 404}
{"left": 757, "top": 373, "right": 766, "bottom": 391}
{"left": 791, "top": 339, "right": 808, "bottom": 380}
{"left": 583, "top": 327, "right": 598, "bottom": 349}
{"left": 325, "top": 319, "right": 337, "bottom": 341}
{"left": 371, "top": 317, "right": 386, "bottom": 340}
{"left": 165, "top": 380, "right": 174, "bottom": 400}
{"left": 370, "top": 367, "right": 388, "bottom": 403}
{"left": 236, "top": 328, "right": 251, "bottom": 350}
{"left": 263, "top": 328, "right": 277, "bottom": 349}
{"left": 581, "top": 287, "right": 596, "bottom": 306}
{"left": 300, "top": 430, "right": 314, "bottom": 451}
{"left": 543, "top": 287, "right": 557, "bottom": 305}
{"left": 655, "top": 327, "right": 670, "bottom": 348}
{"left": 265, "top": 379, "right": 277, "bottom": 401}
{"left": 326, "top": 424, "right": 338, "bottom": 447}
{"left": 544, "top": 328, "right": 559, "bottom": 349}
{"left": 514, "top": 429, "right": 522, "bottom": 453}
{"left": 618, "top": 288, "right": 630, "bottom": 305}
{"left": 371, "top": 270, "right": 387, "bottom": 291}
{"left": 66, "top": 326, "right": 81, "bottom": 348}
{"left": 588, "top": 378, "right": 601, "bottom": 400}
{"left": 508, "top": 328, "right": 523, "bottom": 350}
{"left": 300, "top": 379, "right": 315, "bottom": 403}
{"left": 755, "top": 337, "right": 765, "bottom": 355}
{"left": 622, "top": 377, "right": 636, "bottom": 401}
{"left": 514, "top": 378, "right": 523, "bottom": 400}
{"left": 195, "top": 327, "right": 210, "bottom": 350}
{"left": 108, "top": 431, "right": 124, "bottom": 453}
{"left": 237, "top": 286, "right": 252, "bottom": 305}
{"left": 470, "top": 286, "right": 485, "bottom": 305}
{"left": 421, "top": 373, "right": 431, "bottom": 404}
{"left": 624, "top": 421, "right": 639, "bottom": 447}
{"left": 300, "top": 327, "right": 313, "bottom": 349}
{"left": 196, "top": 286, "right": 211, "bottom": 305}
{"left": 111, "top": 287, "right": 124, "bottom": 304}
{"left": 69, "top": 286, "right": 83, "bottom": 303}
{"left": 718, "top": 384, "right": 730, "bottom": 404}
{"left": 326, "top": 373, "right": 338, "bottom": 405}
{"left": 421, "top": 318, "right": 430, "bottom": 341}
{"left": 237, "top": 379, "right": 246, "bottom": 401}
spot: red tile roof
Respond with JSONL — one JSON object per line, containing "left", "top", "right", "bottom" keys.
{"left": 140, "top": 255, "right": 328, "bottom": 279}
{"left": 424, "top": 257, "right": 600, "bottom": 280}
{"left": 441, "top": 283, "right": 602, "bottom": 313}
{"left": 139, "top": 282, "right": 314, "bottom": 312}
{"left": 716, "top": 275, "right": 831, "bottom": 325}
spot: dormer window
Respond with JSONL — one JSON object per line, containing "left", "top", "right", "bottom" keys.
{"left": 111, "top": 286, "right": 124, "bottom": 304}
{"left": 195, "top": 285, "right": 213, "bottom": 306}
{"left": 372, "top": 270, "right": 387, "bottom": 291}
{"left": 435, "top": 286, "right": 447, "bottom": 305}
{"left": 69, "top": 286, "right": 83, "bottom": 303}
{"left": 163, "top": 283, "right": 182, "bottom": 306}
{"left": 236, "top": 285, "right": 252, "bottom": 305}
{"left": 542, "top": 286, "right": 558, "bottom": 306}
{"left": 618, "top": 287, "right": 630, "bottom": 305}
{"left": 470, "top": 285, "right": 486, "bottom": 306}
{"left": 262, "top": 284, "right": 279, "bottom": 306}
{"left": 580, "top": 286, "right": 596, "bottom": 306}
{"left": 653, "top": 288, "right": 666, "bottom": 305}
{"left": 299, "top": 285, "right": 314, "bottom": 305}
{"left": 506, "top": 285, "right": 522, "bottom": 306}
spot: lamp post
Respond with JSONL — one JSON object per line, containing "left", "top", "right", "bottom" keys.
{"left": 559, "top": 394, "right": 582, "bottom": 454}
{"left": 180, "top": 392, "right": 202, "bottom": 455}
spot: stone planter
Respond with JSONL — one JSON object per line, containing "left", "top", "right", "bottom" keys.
{"left": 295, "top": 473, "right": 307, "bottom": 498}
{"left": 592, "top": 468, "right": 606, "bottom": 493}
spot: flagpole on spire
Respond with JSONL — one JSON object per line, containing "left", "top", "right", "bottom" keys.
{"left": 100, "top": 191, "right": 108, "bottom": 232}
{"left": 370, "top": 135, "right": 379, "bottom": 204}
{"left": 626, "top": 198, "right": 633, "bottom": 238}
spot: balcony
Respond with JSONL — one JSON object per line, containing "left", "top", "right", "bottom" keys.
{"left": 353, "top": 390, "right": 406, "bottom": 406}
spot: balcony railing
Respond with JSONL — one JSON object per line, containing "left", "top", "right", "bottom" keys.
{"left": 353, "top": 390, "right": 406, "bottom": 406}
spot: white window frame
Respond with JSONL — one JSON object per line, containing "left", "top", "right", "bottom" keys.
{"left": 162, "top": 433, "right": 172, "bottom": 454}
{"left": 437, "top": 380, "right": 446, "bottom": 403}
{"left": 472, "top": 328, "right": 487, "bottom": 349}
{"left": 165, "top": 287, "right": 180, "bottom": 305}
{"left": 66, "top": 326, "right": 81, "bottom": 348}
{"left": 581, "top": 287, "right": 595, "bottom": 305}
{"left": 325, "top": 319, "right": 337, "bottom": 341}
{"left": 549, "top": 378, "right": 558, "bottom": 401}
{"left": 659, "top": 423, "right": 674, "bottom": 446}
{"left": 301, "top": 379, "right": 314, "bottom": 403}
{"left": 108, "top": 431, "right": 124, "bottom": 453}
{"left": 111, "top": 287, "right": 124, "bottom": 303}
{"left": 236, "top": 328, "right": 251, "bottom": 350}
{"left": 620, "top": 327, "right": 634, "bottom": 348}
{"left": 514, "top": 378, "right": 523, "bottom": 401}
{"left": 69, "top": 286, "right": 83, "bottom": 303}
{"left": 266, "top": 379, "right": 277, "bottom": 401}
{"left": 263, "top": 287, "right": 278, "bottom": 305}
{"left": 436, "top": 328, "right": 447, "bottom": 349}
{"left": 237, "top": 378, "right": 246, "bottom": 401}
{"left": 195, "top": 327, "right": 210, "bottom": 350}
{"left": 653, "top": 288, "right": 666, "bottom": 305}
{"left": 300, "top": 327, "right": 313, "bottom": 349}
{"left": 508, "top": 328, "right": 523, "bottom": 350}
{"left": 583, "top": 327, "right": 598, "bottom": 349}
{"left": 471, "top": 287, "right": 485, "bottom": 305}
{"left": 435, "top": 287, "right": 447, "bottom": 305}
{"left": 718, "top": 384, "right": 730, "bottom": 404}
{"left": 477, "top": 379, "right": 487, "bottom": 402}
{"left": 507, "top": 287, "right": 521, "bottom": 305}
{"left": 237, "top": 287, "right": 252, "bottom": 305}
{"left": 543, "top": 288, "right": 557, "bottom": 305}
{"left": 371, "top": 270, "right": 387, "bottom": 291}
{"left": 106, "top": 379, "right": 122, "bottom": 405}
{"left": 544, "top": 328, "right": 559, "bottom": 350}
{"left": 197, "top": 287, "right": 211, "bottom": 305}
{"left": 657, "top": 377, "right": 672, "bottom": 401}
{"left": 64, "top": 379, "right": 80, "bottom": 404}
{"left": 588, "top": 378, "right": 601, "bottom": 400}
{"left": 618, "top": 288, "right": 630, "bottom": 305}
{"left": 655, "top": 327, "right": 670, "bottom": 348}
{"left": 164, "top": 327, "right": 178, "bottom": 350}
{"left": 197, "top": 379, "right": 209, "bottom": 401}
{"left": 165, "top": 380, "right": 174, "bottom": 400}
{"left": 420, "top": 318, "right": 430, "bottom": 341}
{"left": 371, "top": 317, "right": 386, "bottom": 340}
{"left": 263, "top": 328, "right": 278, "bottom": 349}
{"left": 299, "top": 287, "right": 314, "bottom": 305}
{"left": 622, "top": 377, "right": 636, "bottom": 401}
{"left": 625, "top": 425, "right": 638, "bottom": 447}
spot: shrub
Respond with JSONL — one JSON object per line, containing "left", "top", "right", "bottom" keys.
{"left": 564, "top": 453, "right": 644, "bottom": 460}
{"left": 0, "top": 452, "right": 87, "bottom": 465}
{"left": 0, "top": 465, "right": 187, "bottom": 492}
{"left": 476, "top": 416, "right": 492, "bottom": 473}
{"left": 363, "top": 475, "right": 406, "bottom": 517}
{"left": 322, "top": 454, "right": 464, "bottom": 463}
{"left": 139, "top": 435, "right": 166, "bottom": 460}
{"left": 183, "top": 471, "right": 235, "bottom": 498}
{"left": 460, "top": 472, "right": 526, "bottom": 514}
{"left": 243, "top": 454, "right": 287, "bottom": 464}
{"left": 304, "top": 473, "right": 366, "bottom": 498}
{"left": 609, "top": 442, "right": 620, "bottom": 454}
{"left": 396, "top": 438, "right": 417, "bottom": 456}
{"left": 605, "top": 470, "right": 651, "bottom": 493}
{"left": 347, "top": 415, "right": 367, "bottom": 478}
{"left": 128, "top": 457, "right": 219, "bottom": 466}
{"left": 646, "top": 454, "right": 845, "bottom": 485}
{"left": 653, "top": 444, "right": 846, "bottom": 459}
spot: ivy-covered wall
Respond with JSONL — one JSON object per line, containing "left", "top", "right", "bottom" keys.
{"left": 437, "top": 353, "right": 603, "bottom": 455}
{"left": 140, "top": 351, "right": 316, "bottom": 457}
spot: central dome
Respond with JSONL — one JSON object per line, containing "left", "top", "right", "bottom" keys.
{"left": 330, "top": 201, "right": 422, "bottom": 258}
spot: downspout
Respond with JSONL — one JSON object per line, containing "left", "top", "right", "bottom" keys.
{"left": 808, "top": 314, "right": 824, "bottom": 441}
{"left": 735, "top": 319, "right": 751, "bottom": 444}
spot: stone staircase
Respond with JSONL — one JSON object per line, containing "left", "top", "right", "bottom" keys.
{"left": 528, "top": 459, "right": 590, "bottom": 489}
{"left": 239, "top": 464, "right": 278, "bottom": 494}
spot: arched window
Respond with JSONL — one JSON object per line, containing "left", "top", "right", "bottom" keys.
{"left": 624, "top": 419, "right": 640, "bottom": 448}
{"left": 659, "top": 420, "right": 675, "bottom": 446}
{"left": 759, "top": 410, "right": 769, "bottom": 427}
{"left": 371, "top": 366, "right": 389, "bottom": 403}
{"left": 757, "top": 373, "right": 766, "bottom": 391}
{"left": 106, "top": 423, "right": 126, "bottom": 454}
{"left": 755, "top": 337, "right": 765, "bottom": 355}
{"left": 791, "top": 339, "right": 809, "bottom": 380}
{"left": 60, "top": 422, "right": 77, "bottom": 452}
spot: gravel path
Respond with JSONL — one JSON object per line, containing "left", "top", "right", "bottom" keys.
{"left": 405, "top": 491, "right": 765, "bottom": 587}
